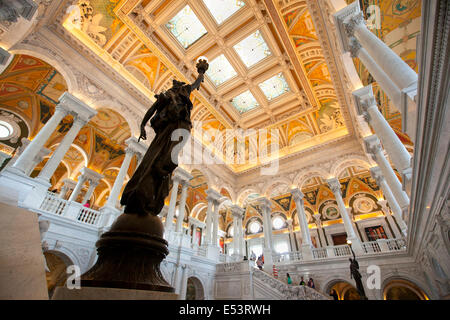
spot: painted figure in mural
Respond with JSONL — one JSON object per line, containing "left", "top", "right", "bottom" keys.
{"left": 120, "top": 59, "right": 209, "bottom": 216}
{"left": 349, "top": 256, "right": 367, "bottom": 299}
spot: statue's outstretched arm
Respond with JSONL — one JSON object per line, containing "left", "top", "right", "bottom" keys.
{"left": 139, "top": 98, "right": 160, "bottom": 141}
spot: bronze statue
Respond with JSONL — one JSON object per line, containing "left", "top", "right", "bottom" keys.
{"left": 120, "top": 59, "right": 208, "bottom": 216}
{"left": 74, "top": 60, "right": 209, "bottom": 295}
{"left": 349, "top": 256, "right": 368, "bottom": 299}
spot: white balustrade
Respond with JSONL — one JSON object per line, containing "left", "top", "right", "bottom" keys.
{"left": 312, "top": 247, "right": 328, "bottom": 259}
{"left": 361, "top": 241, "right": 382, "bottom": 254}
{"left": 332, "top": 244, "right": 352, "bottom": 257}
{"left": 76, "top": 205, "right": 101, "bottom": 225}
{"left": 40, "top": 191, "right": 68, "bottom": 216}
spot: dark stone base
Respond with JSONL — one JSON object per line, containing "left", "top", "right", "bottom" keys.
{"left": 81, "top": 213, "right": 174, "bottom": 293}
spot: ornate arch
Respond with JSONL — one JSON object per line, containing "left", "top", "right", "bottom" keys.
{"left": 331, "top": 155, "right": 371, "bottom": 179}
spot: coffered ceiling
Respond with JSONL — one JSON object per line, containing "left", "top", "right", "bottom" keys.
{"left": 61, "top": 0, "right": 351, "bottom": 173}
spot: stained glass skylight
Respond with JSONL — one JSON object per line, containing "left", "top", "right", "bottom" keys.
{"left": 233, "top": 30, "right": 271, "bottom": 68}
{"left": 231, "top": 90, "right": 259, "bottom": 114}
{"left": 206, "top": 54, "right": 237, "bottom": 86}
{"left": 258, "top": 73, "right": 291, "bottom": 101}
{"left": 166, "top": 5, "right": 207, "bottom": 49}
{"left": 202, "top": 0, "right": 245, "bottom": 25}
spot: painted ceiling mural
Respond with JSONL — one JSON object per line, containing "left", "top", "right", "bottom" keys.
{"left": 347, "top": 0, "right": 421, "bottom": 151}
{"left": 0, "top": 54, "right": 135, "bottom": 209}
{"left": 63, "top": 0, "right": 351, "bottom": 173}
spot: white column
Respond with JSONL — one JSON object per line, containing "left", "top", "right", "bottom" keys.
{"left": 36, "top": 117, "right": 87, "bottom": 183}
{"left": 204, "top": 196, "right": 214, "bottom": 246}
{"left": 178, "top": 265, "right": 188, "bottom": 300}
{"left": 378, "top": 200, "right": 404, "bottom": 239}
{"left": 238, "top": 217, "right": 245, "bottom": 257}
{"left": 69, "top": 175, "right": 87, "bottom": 202}
{"left": 258, "top": 197, "right": 274, "bottom": 271}
{"left": 12, "top": 105, "right": 69, "bottom": 174}
{"left": 59, "top": 179, "right": 76, "bottom": 199}
{"left": 232, "top": 213, "right": 239, "bottom": 255}
{"left": 291, "top": 189, "right": 313, "bottom": 247}
{"left": 353, "top": 85, "right": 411, "bottom": 173}
{"left": 212, "top": 199, "right": 220, "bottom": 247}
{"left": 348, "top": 38, "right": 402, "bottom": 109}
{"left": 82, "top": 180, "right": 99, "bottom": 204}
{"left": 165, "top": 177, "right": 180, "bottom": 231}
{"left": 313, "top": 213, "right": 326, "bottom": 247}
{"left": 371, "top": 166, "right": 408, "bottom": 236}
{"left": 286, "top": 219, "right": 297, "bottom": 251}
{"left": 175, "top": 181, "right": 189, "bottom": 233}
{"left": 365, "top": 135, "right": 410, "bottom": 210}
{"left": 344, "top": 12, "right": 418, "bottom": 90}
{"left": 291, "top": 189, "right": 313, "bottom": 259}
{"left": 105, "top": 148, "right": 134, "bottom": 208}
{"left": 327, "top": 178, "right": 363, "bottom": 254}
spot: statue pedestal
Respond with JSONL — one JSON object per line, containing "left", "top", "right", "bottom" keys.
{"left": 79, "top": 213, "right": 175, "bottom": 294}
{"left": 52, "top": 286, "right": 178, "bottom": 300}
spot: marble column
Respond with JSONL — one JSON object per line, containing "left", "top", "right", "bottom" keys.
{"left": 344, "top": 12, "right": 418, "bottom": 91}
{"left": 212, "top": 198, "right": 220, "bottom": 247}
{"left": 370, "top": 166, "right": 408, "bottom": 236}
{"left": 204, "top": 196, "right": 214, "bottom": 246}
{"left": 347, "top": 37, "right": 402, "bottom": 109}
{"left": 165, "top": 176, "right": 180, "bottom": 231}
{"left": 238, "top": 216, "right": 245, "bottom": 257}
{"left": 105, "top": 148, "right": 134, "bottom": 208}
{"left": 36, "top": 117, "right": 88, "bottom": 183}
{"left": 175, "top": 180, "right": 191, "bottom": 233}
{"left": 257, "top": 197, "right": 274, "bottom": 271}
{"left": 378, "top": 200, "right": 404, "bottom": 239}
{"left": 230, "top": 205, "right": 244, "bottom": 257}
{"left": 68, "top": 167, "right": 103, "bottom": 203}
{"left": 313, "top": 213, "right": 326, "bottom": 247}
{"left": 68, "top": 175, "right": 87, "bottom": 202}
{"left": 81, "top": 180, "right": 99, "bottom": 205}
{"left": 353, "top": 85, "right": 411, "bottom": 174}
{"left": 327, "top": 178, "right": 363, "bottom": 254}
{"left": 59, "top": 178, "right": 76, "bottom": 199}
{"left": 286, "top": 219, "right": 297, "bottom": 251}
{"left": 291, "top": 188, "right": 313, "bottom": 259}
{"left": 365, "top": 135, "right": 410, "bottom": 210}
{"left": 12, "top": 105, "right": 69, "bottom": 175}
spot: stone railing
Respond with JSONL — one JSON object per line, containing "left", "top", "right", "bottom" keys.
{"left": 312, "top": 247, "right": 328, "bottom": 259}
{"left": 273, "top": 251, "right": 303, "bottom": 264}
{"left": 37, "top": 191, "right": 103, "bottom": 226}
{"left": 332, "top": 244, "right": 352, "bottom": 257}
{"left": 362, "top": 241, "right": 382, "bottom": 254}
{"left": 76, "top": 206, "right": 101, "bottom": 225}
{"left": 40, "top": 191, "right": 69, "bottom": 216}
{"left": 252, "top": 268, "right": 330, "bottom": 300}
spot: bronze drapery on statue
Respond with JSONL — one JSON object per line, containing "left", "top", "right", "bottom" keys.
{"left": 73, "top": 60, "right": 209, "bottom": 295}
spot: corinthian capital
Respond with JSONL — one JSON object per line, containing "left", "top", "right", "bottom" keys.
{"left": 348, "top": 37, "right": 362, "bottom": 58}
{"left": 363, "top": 134, "right": 382, "bottom": 156}
{"left": 326, "top": 178, "right": 342, "bottom": 195}
{"left": 343, "top": 12, "right": 365, "bottom": 37}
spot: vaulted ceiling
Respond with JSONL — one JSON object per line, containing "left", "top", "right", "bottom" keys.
{"left": 63, "top": 0, "right": 350, "bottom": 173}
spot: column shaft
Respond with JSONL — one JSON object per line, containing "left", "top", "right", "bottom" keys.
{"left": 37, "top": 118, "right": 85, "bottom": 182}
{"left": 353, "top": 18, "right": 418, "bottom": 90}
{"left": 106, "top": 150, "right": 133, "bottom": 208}
{"left": 204, "top": 199, "right": 213, "bottom": 245}
{"left": 13, "top": 106, "right": 68, "bottom": 174}
{"left": 373, "top": 149, "right": 410, "bottom": 209}
{"left": 175, "top": 183, "right": 189, "bottom": 232}
{"left": 69, "top": 176, "right": 86, "bottom": 202}
{"left": 82, "top": 181, "right": 98, "bottom": 204}
{"left": 366, "top": 104, "right": 411, "bottom": 172}
{"left": 212, "top": 200, "right": 219, "bottom": 247}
